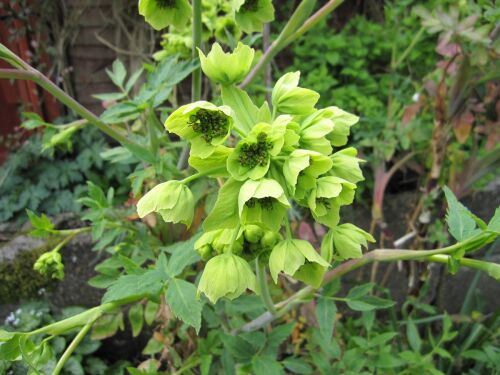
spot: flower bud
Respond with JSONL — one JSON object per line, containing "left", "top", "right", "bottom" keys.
{"left": 244, "top": 225, "right": 264, "bottom": 243}
{"left": 34, "top": 251, "right": 64, "bottom": 280}
{"left": 197, "top": 253, "right": 257, "bottom": 303}
{"left": 322, "top": 224, "right": 374, "bottom": 261}
{"left": 198, "top": 42, "right": 254, "bottom": 85}
{"left": 137, "top": 180, "right": 194, "bottom": 227}
{"left": 260, "top": 231, "right": 280, "bottom": 247}
{"left": 272, "top": 72, "right": 319, "bottom": 115}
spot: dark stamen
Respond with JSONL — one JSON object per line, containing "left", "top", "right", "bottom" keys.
{"left": 239, "top": 132, "right": 273, "bottom": 168}
{"left": 156, "top": 0, "right": 177, "bottom": 8}
{"left": 241, "top": 0, "right": 259, "bottom": 12}
{"left": 316, "top": 197, "right": 331, "bottom": 210}
{"left": 245, "top": 197, "right": 276, "bottom": 210}
{"left": 188, "top": 108, "right": 229, "bottom": 143}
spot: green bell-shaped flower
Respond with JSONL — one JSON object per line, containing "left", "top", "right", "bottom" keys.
{"left": 283, "top": 149, "right": 333, "bottom": 201}
{"left": 321, "top": 223, "right": 374, "bottom": 261}
{"left": 233, "top": 0, "right": 275, "bottom": 33}
{"left": 326, "top": 106, "right": 359, "bottom": 147}
{"left": 188, "top": 145, "right": 233, "bottom": 177}
{"left": 138, "top": 0, "right": 191, "bottom": 30}
{"left": 137, "top": 180, "right": 194, "bottom": 226}
{"left": 307, "top": 176, "right": 356, "bottom": 228}
{"left": 238, "top": 178, "right": 290, "bottom": 231}
{"left": 269, "top": 239, "right": 329, "bottom": 283}
{"left": 197, "top": 253, "right": 257, "bottom": 303}
{"left": 227, "top": 120, "right": 287, "bottom": 180}
{"left": 330, "top": 147, "right": 365, "bottom": 184}
{"left": 198, "top": 42, "right": 254, "bottom": 85}
{"left": 272, "top": 72, "right": 319, "bottom": 116}
{"left": 165, "top": 101, "right": 234, "bottom": 158}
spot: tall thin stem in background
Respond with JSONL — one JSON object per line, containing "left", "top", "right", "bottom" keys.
{"left": 177, "top": 0, "right": 202, "bottom": 170}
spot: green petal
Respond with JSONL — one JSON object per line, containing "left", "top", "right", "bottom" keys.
{"left": 326, "top": 106, "right": 359, "bottom": 147}
{"left": 234, "top": 0, "right": 275, "bottom": 33}
{"left": 189, "top": 146, "right": 232, "bottom": 177}
{"left": 198, "top": 254, "right": 256, "bottom": 303}
{"left": 330, "top": 147, "right": 365, "bottom": 183}
{"left": 138, "top": 0, "right": 191, "bottom": 30}
{"left": 272, "top": 72, "right": 319, "bottom": 115}
{"left": 198, "top": 42, "right": 255, "bottom": 85}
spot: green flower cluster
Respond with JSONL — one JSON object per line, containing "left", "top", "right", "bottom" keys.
{"left": 33, "top": 251, "right": 64, "bottom": 280}
{"left": 139, "top": 0, "right": 274, "bottom": 34}
{"left": 137, "top": 43, "right": 374, "bottom": 303}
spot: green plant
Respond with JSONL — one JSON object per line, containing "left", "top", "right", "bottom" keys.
{"left": 0, "top": 1, "right": 499, "bottom": 374}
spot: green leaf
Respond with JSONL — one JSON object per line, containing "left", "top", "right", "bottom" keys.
{"left": 443, "top": 186, "right": 480, "bottom": 241}
{"left": 107, "top": 59, "right": 127, "bottom": 88}
{"left": 203, "top": 178, "right": 243, "bottom": 231}
{"left": 92, "top": 92, "right": 127, "bottom": 101}
{"left": 163, "top": 234, "right": 201, "bottom": 277}
{"left": 20, "top": 112, "right": 48, "bottom": 129}
{"left": 102, "top": 266, "right": 167, "bottom": 304}
{"left": 128, "top": 304, "right": 144, "bottom": 337}
{"left": 252, "top": 355, "right": 284, "bottom": 375}
{"left": 100, "top": 101, "right": 143, "bottom": 124}
{"left": 346, "top": 283, "right": 374, "bottom": 299}
{"left": 26, "top": 209, "right": 55, "bottom": 237}
{"left": 346, "top": 296, "right": 395, "bottom": 311}
{"left": 283, "top": 357, "right": 313, "bottom": 374}
{"left": 264, "top": 323, "right": 295, "bottom": 356}
{"left": 316, "top": 298, "right": 336, "bottom": 341}
{"left": 165, "top": 278, "right": 202, "bottom": 332}
{"left": 144, "top": 300, "right": 159, "bottom": 325}
{"left": 91, "top": 313, "right": 124, "bottom": 340}
{"left": 125, "top": 68, "right": 144, "bottom": 93}
{"left": 488, "top": 207, "right": 500, "bottom": 233}
{"left": 0, "top": 334, "right": 22, "bottom": 361}
{"left": 407, "top": 319, "right": 421, "bottom": 353}
{"left": 220, "top": 334, "right": 256, "bottom": 361}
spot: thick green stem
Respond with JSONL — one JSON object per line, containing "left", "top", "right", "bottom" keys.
{"left": 0, "top": 68, "right": 131, "bottom": 146}
{"left": 235, "top": 232, "right": 497, "bottom": 333}
{"left": 52, "top": 322, "right": 93, "bottom": 375}
{"left": 256, "top": 261, "right": 277, "bottom": 315}
{"left": 181, "top": 166, "right": 226, "bottom": 184}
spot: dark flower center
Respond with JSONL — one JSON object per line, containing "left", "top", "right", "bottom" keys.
{"left": 239, "top": 132, "right": 273, "bottom": 168}
{"left": 245, "top": 197, "right": 276, "bottom": 210}
{"left": 188, "top": 109, "right": 229, "bottom": 143}
{"left": 316, "top": 197, "right": 331, "bottom": 210}
{"left": 156, "top": 0, "right": 177, "bottom": 8}
{"left": 241, "top": 0, "right": 259, "bottom": 12}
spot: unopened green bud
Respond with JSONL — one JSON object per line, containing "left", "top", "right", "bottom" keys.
{"left": 34, "top": 251, "right": 64, "bottom": 280}
{"left": 260, "top": 231, "right": 280, "bottom": 247}
{"left": 197, "top": 244, "right": 213, "bottom": 261}
{"left": 244, "top": 225, "right": 264, "bottom": 243}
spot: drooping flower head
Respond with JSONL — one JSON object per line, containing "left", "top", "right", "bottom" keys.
{"left": 238, "top": 179, "right": 290, "bottom": 231}
{"left": 138, "top": 0, "right": 191, "bottom": 30}
{"left": 137, "top": 180, "right": 195, "bottom": 226}
{"left": 165, "top": 101, "right": 234, "bottom": 158}
{"left": 227, "top": 120, "right": 287, "bottom": 180}
{"left": 330, "top": 147, "right": 365, "bottom": 183}
{"left": 283, "top": 149, "right": 333, "bottom": 201}
{"left": 307, "top": 176, "right": 356, "bottom": 228}
{"left": 321, "top": 224, "right": 374, "bottom": 261}
{"left": 269, "top": 239, "right": 329, "bottom": 284}
{"left": 233, "top": 0, "right": 275, "bottom": 33}
{"left": 197, "top": 253, "right": 257, "bottom": 303}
